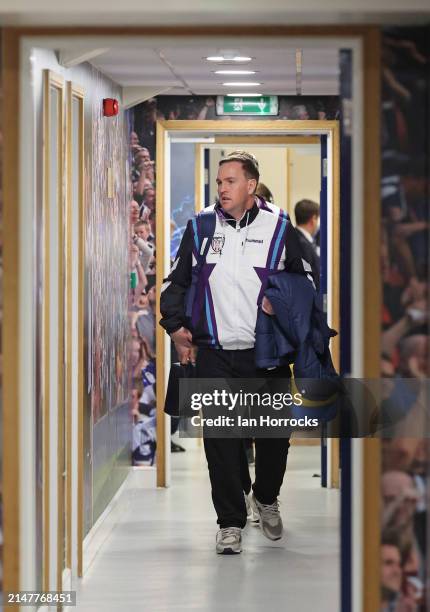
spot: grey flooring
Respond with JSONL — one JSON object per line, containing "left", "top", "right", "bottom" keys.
{"left": 74, "top": 441, "right": 340, "bottom": 612}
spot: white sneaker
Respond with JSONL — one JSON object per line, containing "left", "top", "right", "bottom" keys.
{"left": 216, "top": 527, "right": 242, "bottom": 554}
{"left": 250, "top": 493, "right": 283, "bottom": 540}
{"left": 245, "top": 492, "right": 259, "bottom": 523}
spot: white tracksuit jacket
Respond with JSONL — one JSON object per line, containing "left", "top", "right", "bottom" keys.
{"left": 160, "top": 197, "right": 312, "bottom": 350}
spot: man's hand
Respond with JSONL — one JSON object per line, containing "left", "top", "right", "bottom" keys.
{"left": 171, "top": 327, "right": 195, "bottom": 364}
{"left": 262, "top": 296, "right": 275, "bottom": 316}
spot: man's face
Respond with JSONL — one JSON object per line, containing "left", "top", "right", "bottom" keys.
{"left": 136, "top": 224, "right": 150, "bottom": 240}
{"left": 130, "top": 201, "right": 140, "bottom": 222}
{"left": 141, "top": 148, "right": 150, "bottom": 162}
{"left": 294, "top": 105, "right": 309, "bottom": 120}
{"left": 144, "top": 189, "right": 156, "bottom": 208}
{"left": 216, "top": 161, "right": 256, "bottom": 215}
{"left": 130, "top": 132, "right": 139, "bottom": 146}
{"left": 382, "top": 471, "right": 418, "bottom": 527}
{"left": 136, "top": 149, "right": 151, "bottom": 164}
{"left": 381, "top": 545, "right": 402, "bottom": 593}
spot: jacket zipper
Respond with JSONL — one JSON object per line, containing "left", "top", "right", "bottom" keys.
{"left": 234, "top": 220, "right": 241, "bottom": 346}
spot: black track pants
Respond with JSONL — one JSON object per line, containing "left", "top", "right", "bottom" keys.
{"left": 196, "top": 347, "right": 291, "bottom": 529}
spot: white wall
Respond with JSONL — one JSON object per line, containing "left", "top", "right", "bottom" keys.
{"left": 20, "top": 43, "right": 128, "bottom": 598}
{"left": 288, "top": 145, "right": 321, "bottom": 222}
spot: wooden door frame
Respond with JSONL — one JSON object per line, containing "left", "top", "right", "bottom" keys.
{"left": 42, "top": 67, "right": 66, "bottom": 593}
{"left": 1, "top": 25, "right": 380, "bottom": 612}
{"left": 65, "top": 81, "right": 86, "bottom": 580}
{"left": 157, "top": 119, "right": 340, "bottom": 483}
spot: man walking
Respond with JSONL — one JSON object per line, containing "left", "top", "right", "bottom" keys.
{"left": 294, "top": 199, "right": 321, "bottom": 291}
{"left": 160, "top": 151, "right": 313, "bottom": 554}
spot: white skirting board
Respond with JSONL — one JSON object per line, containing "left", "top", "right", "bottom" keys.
{"left": 81, "top": 467, "right": 157, "bottom": 576}
{"left": 61, "top": 465, "right": 157, "bottom": 612}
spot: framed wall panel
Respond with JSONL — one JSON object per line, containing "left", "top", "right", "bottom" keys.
{"left": 65, "top": 81, "right": 85, "bottom": 579}
{"left": 42, "top": 69, "right": 65, "bottom": 592}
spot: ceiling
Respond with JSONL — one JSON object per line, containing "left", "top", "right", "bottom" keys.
{"left": 89, "top": 43, "right": 340, "bottom": 96}
{"left": 1, "top": 0, "right": 430, "bottom": 26}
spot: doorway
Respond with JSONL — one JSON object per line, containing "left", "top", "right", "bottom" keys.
{"left": 170, "top": 134, "right": 332, "bottom": 478}
{"left": 155, "top": 120, "right": 340, "bottom": 488}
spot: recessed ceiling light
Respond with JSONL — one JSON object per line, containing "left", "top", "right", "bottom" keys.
{"left": 205, "top": 55, "right": 253, "bottom": 62}
{"left": 226, "top": 93, "right": 263, "bottom": 97}
{"left": 214, "top": 70, "right": 256, "bottom": 75}
{"left": 222, "top": 82, "right": 261, "bottom": 87}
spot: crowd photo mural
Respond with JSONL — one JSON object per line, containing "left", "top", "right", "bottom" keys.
{"left": 380, "top": 27, "right": 430, "bottom": 612}
{"left": 128, "top": 120, "right": 157, "bottom": 466}
{"left": 127, "top": 94, "right": 340, "bottom": 466}
{"left": 86, "top": 72, "right": 131, "bottom": 525}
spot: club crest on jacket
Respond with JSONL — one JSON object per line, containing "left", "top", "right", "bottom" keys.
{"left": 211, "top": 235, "right": 225, "bottom": 253}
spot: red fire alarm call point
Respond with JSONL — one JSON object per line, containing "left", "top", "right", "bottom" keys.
{"left": 103, "top": 98, "right": 119, "bottom": 117}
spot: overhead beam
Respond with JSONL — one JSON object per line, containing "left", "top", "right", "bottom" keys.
{"left": 122, "top": 86, "right": 172, "bottom": 109}
{"left": 58, "top": 47, "right": 109, "bottom": 68}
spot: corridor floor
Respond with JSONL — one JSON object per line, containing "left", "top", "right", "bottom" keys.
{"left": 74, "top": 442, "right": 340, "bottom": 611}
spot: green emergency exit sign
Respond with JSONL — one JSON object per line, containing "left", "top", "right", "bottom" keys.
{"left": 216, "top": 95, "right": 278, "bottom": 116}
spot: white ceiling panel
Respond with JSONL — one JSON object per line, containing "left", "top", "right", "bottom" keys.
{"left": 84, "top": 40, "right": 340, "bottom": 94}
